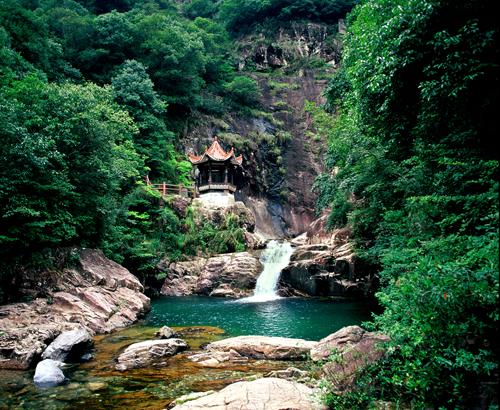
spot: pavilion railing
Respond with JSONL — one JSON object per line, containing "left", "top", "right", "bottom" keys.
{"left": 145, "top": 176, "right": 196, "bottom": 198}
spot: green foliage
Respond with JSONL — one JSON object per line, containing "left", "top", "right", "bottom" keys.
{"left": 183, "top": 0, "right": 217, "bottom": 19}
{"left": 182, "top": 208, "right": 246, "bottom": 256}
{"left": 218, "top": 0, "right": 358, "bottom": 34}
{"left": 0, "top": 74, "right": 143, "bottom": 300}
{"left": 0, "top": 0, "right": 268, "bottom": 300}
{"left": 314, "top": 0, "right": 499, "bottom": 407}
{"left": 102, "top": 184, "right": 183, "bottom": 278}
{"left": 223, "top": 75, "right": 262, "bottom": 107}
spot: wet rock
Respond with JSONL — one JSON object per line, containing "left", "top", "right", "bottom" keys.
{"left": 204, "top": 335, "right": 317, "bottom": 360}
{"left": 244, "top": 231, "right": 267, "bottom": 250}
{"left": 80, "top": 352, "right": 93, "bottom": 361}
{"left": 42, "top": 327, "right": 93, "bottom": 362}
{"left": 0, "top": 249, "right": 150, "bottom": 370}
{"left": 33, "top": 359, "right": 66, "bottom": 388}
{"left": 311, "top": 326, "right": 390, "bottom": 392}
{"left": 188, "top": 349, "right": 249, "bottom": 367}
{"left": 115, "top": 338, "right": 189, "bottom": 371}
{"left": 209, "top": 284, "right": 246, "bottom": 298}
{"left": 161, "top": 252, "right": 262, "bottom": 298}
{"left": 170, "top": 377, "right": 326, "bottom": 410}
{"left": 155, "top": 326, "right": 180, "bottom": 339}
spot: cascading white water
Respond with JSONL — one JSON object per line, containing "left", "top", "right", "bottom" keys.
{"left": 240, "top": 240, "right": 294, "bottom": 303}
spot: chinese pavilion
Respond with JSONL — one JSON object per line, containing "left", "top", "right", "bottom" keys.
{"left": 188, "top": 137, "right": 243, "bottom": 206}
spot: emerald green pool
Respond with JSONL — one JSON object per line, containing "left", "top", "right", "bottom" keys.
{"left": 0, "top": 296, "right": 374, "bottom": 409}
{"left": 146, "top": 296, "right": 373, "bottom": 340}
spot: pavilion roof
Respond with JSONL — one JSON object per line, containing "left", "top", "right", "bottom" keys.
{"left": 188, "top": 137, "right": 243, "bottom": 166}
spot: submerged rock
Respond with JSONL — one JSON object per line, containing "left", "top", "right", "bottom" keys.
{"left": 33, "top": 359, "right": 66, "bottom": 388}
{"left": 87, "top": 381, "right": 107, "bottom": 392}
{"left": 115, "top": 338, "right": 189, "bottom": 371}
{"left": 42, "top": 327, "right": 93, "bottom": 362}
{"left": 202, "top": 335, "right": 317, "bottom": 360}
{"left": 170, "top": 377, "right": 326, "bottom": 410}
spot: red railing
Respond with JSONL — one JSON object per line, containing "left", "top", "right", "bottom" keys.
{"left": 145, "top": 176, "right": 196, "bottom": 198}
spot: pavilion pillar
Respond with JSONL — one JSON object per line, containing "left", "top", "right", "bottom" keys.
{"left": 224, "top": 166, "right": 229, "bottom": 194}
{"left": 208, "top": 163, "right": 212, "bottom": 185}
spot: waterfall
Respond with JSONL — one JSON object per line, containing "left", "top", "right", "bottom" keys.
{"left": 241, "top": 240, "right": 294, "bottom": 303}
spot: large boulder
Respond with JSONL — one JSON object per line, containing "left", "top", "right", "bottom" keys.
{"left": 161, "top": 252, "right": 262, "bottom": 298}
{"left": 170, "top": 377, "right": 326, "bottom": 410}
{"left": 33, "top": 359, "right": 66, "bottom": 388}
{"left": 202, "top": 335, "right": 317, "bottom": 360}
{"left": 42, "top": 328, "right": 93, "bottom": 362}
{"left": 115, "top": 338, "right": 189, "bottom": 371}
{"left": 310, "top": 326, "right": 390, "bottom": 392}
{"left": 279, "top": 220, "right": 377, "bottom": 297}
{"left": 0, "top": 249, "right": 150, "bottom": 370}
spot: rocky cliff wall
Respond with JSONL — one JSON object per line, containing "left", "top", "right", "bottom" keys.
{"left": 181, "top": 22, "right": 339, "bottom": 238}
{"left": 183, "top": 70, "right": 328, "bottom": 238}
{"left": 0, "top": 249, "right": 150, "bottom": 369}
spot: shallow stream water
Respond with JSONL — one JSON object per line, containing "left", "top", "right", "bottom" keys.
{"left": 0, "top": 296, "right": 373, "bottom": 409}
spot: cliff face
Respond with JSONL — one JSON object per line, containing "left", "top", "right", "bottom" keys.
{"left": 182, "top": 22, "right": 343, "bottom": 238}
{"left": 0, "top": 249, "right": 150, "bottom": 369}
{"left": 184, "top": 71, "right": 327, "bottom": 238}
{"left": 237, "top": 22, "right": 342, "bottom": 71}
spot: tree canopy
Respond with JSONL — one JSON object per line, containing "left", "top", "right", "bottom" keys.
{"left": 314, "top": 0, "right": 498, "bottom": 407}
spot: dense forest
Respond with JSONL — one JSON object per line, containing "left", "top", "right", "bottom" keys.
{"left": 0, "top": 0, "right": 355, "bottom": 292}
{"left": 0, "top": 0, "right": 498, "bottom": 408}
{"left": 312, "top": 0, "right": 498, "bottom": 407}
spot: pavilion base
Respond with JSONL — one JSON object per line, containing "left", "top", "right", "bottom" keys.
{"left": 193, "top": 191, "right": 236, "bottom": 208}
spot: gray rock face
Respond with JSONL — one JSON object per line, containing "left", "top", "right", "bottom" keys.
{"left": 160, "top": 252, "right": 262, "bottom": 298}
{"left": 279, "top": 221, "right": 376, "bottom": 297}
{"left": 115, "top": 338, "right": 189, "bottom": 371}
{"left": 155, "top": 326, "right": 179, "bottom": 339}
{"left": 0, "top": 249, "right": 150, "bottom": 370}
{"left": 33, "top": 359, "right": 66, "bottom": 388}
{"left": 310, "top": 326, "right": 390, "bottom": 392}
{"left": 170, "top": 377, "right": 326, "bottom": 410}
{"left": 42, "top": 328, "right": 93, "bottom": 362}
{"left": 201, "top": 335, "right": 317, "bottom": 360}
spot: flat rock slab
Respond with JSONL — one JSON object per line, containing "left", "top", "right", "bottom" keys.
{"left": 170, "top": 377, "right": 326, "bottom": 410}
{"left": 205, "top": 335, "right": 317, "bottom": 360}
{"left": 115, "top": 338, "right": 188, "bottom": 371}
